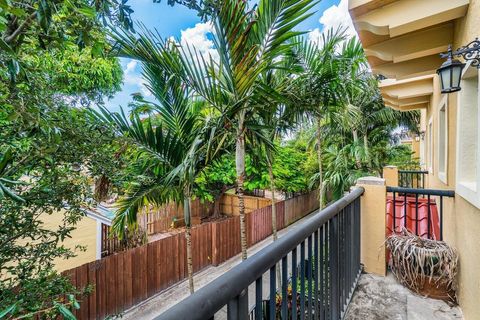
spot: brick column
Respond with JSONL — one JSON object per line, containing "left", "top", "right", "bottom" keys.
{"left": 357, "top": 176, "right": 387, "bottom": 276}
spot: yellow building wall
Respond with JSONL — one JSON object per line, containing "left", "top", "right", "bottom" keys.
{"left": 420, "top": 1, "right": 480, "bottom": 318}
{"left": 40, "top": 210, "right": 98, "bottom": 272}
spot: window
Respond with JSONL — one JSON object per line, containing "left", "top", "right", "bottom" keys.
{"left": 428, "top": 118, "right": 433, "bottom": 173}
{"left": 456, "top": 64, "right": 480, "bottom": 209}
{"left": 438, "top": 96, "right": 448, "bottom": 183}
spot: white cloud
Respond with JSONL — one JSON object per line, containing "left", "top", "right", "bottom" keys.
{"left": 122, "top": 59, "right": 151, "bottom": 97}
{"left": 120, "top": 22, "right": 218, "bottom": 101}
{"left": 309, "top": 0, "right": 357, "bottom": 44}
{"left": 125, "top": 60, "right": 137, "bottom": 74}
{"left": 179, "top": 21, "right": 219, "bottom": 62}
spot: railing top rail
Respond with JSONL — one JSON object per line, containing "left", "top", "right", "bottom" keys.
{"left": 398, "top": 170, "right": 429, "bottom": 174}
{"left": 386, "top": 186, "right": 455, "bottom": 197}
{"left": 154, "top": 187, "right": 365, "bottom": 320}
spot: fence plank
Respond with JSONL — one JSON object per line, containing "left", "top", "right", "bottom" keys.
{"left": 147, "top": 242, "right": 156, "bottom": 297}
{"left": 116, "top": 252, "right": 125, "bottom": 314}
{"left": 76, "top": 264, "right": 89, "bottom": 320}
{"left": 96, "top": 259, "right": 106, "bottom": 319}
{"left": 124, "top": 250, "right": 133, "bottom": 309}
{"left": 105, "top": 255, "right": 117, "bottom": 316}
{"left": 87, "top": 262, "right": 97, "bottom": 319}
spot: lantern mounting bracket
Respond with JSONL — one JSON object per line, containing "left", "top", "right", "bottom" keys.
{"left": 441, "top": 38, "right": 480, "bottom": 68}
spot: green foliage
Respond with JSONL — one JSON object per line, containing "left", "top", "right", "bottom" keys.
{"left": 271, "top": 143, "right": 310, "bottom": 194}
{"left": 0, "top": 0, "right": 134, "bottom": 53}
{"left": 195, "top": 143, "right": 313, "bottom": 201}
{"left": 0, "top": 107, "right": 125, "bottom": 318}
{"left": 28, "top": 47, "right": 123, "bottom": 102}
{"left": 385, "top": 144, "right": 421, "bottom": 170}
{"left": 194, "top": 154, "right": 236, "bottom": 202}
{"left": 0, "top": 1, "right": 126, "bottom": 316}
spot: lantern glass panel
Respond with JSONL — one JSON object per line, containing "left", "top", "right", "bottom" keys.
{"left": 440, "top": 67, "right": 450, "bottom": 91}
{"left": 452, "top": 64, "right": 462, "bottom": 89}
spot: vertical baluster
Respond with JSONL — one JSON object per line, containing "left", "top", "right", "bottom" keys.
{"left": 255, "top": 277, "right": 263, "bottom": 320}
{"left": 392, "top": 191, "right": 396, "bottom": 234}
{"left": 269, "top": 265, "right": 276, "bottom": 320}
{"left": 404, "top": 192, "right": 408, "bottom": 232}
{"left": 346, "top": 205, "right": 351, "bottom": 311}
{"left": 343, "top": 207, "right": 348, "bottom": 312}
{"left": 238, "top": 290, "right": 248, "bottom": 320}
{"left": 415, "top": 193, "right": 419, "bottom": 236}
{"left": 307, "top": 235, "right": 313, "bottom": 319}
{"left": 427, "top": 194, "right": 431, "bottom": 239}
{"left": 325, "top": 221, "right": 330, "bottom": 319}
{"left": 314, "top": 230, "right": 319, "bottom": 319}
{"left": 355, "top": 198, "right": 362, "bottom": 276}
{"left": 339, "top": 209, "right": 344, "bottom": 312}
{"left": 292, "top": 248, "right": 298, "bottom": 320}
{"left": 330, "top": 216, "right": 339, "bottom": 320}
{"left": 300, "top": 241, "right": 306, "bottom": 320}
{"left": 440, "top": 196, "right": 444, "bottom": 241}
{"left": 319, "top": 226, "right": 324, "bottom": 319}
{"left": 346, "top": 204, "right": 351, "bottom": 307}
{"left": 282, "top": 256, "right": 288, "bottom": 319}
{"left": 227, "top": 297, "right": 238, "bottom": 320}
{"left": 351, "top": 203, "right": 355, "bottom": 287}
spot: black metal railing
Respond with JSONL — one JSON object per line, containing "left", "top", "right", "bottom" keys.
{"left": 155, "top": 187, "right": 365, "bottom": 320}
{"left": 386, "top": 186, "right": 454, "bottom": 241}
{"left": 398, "top": 170, "right": 428, "bottom": 189}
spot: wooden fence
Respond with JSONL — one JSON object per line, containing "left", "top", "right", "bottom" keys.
{"left": 137, "top": 199, "right": 213, "bottom": 235}
{"left": 219, "top": 193, "right": 273, "bottom": 216}
{"left": 137, "top": 193, "right": 273, "bottom": 235}
{"left": 64, "top": 190, "right": 319, "bottom": 319}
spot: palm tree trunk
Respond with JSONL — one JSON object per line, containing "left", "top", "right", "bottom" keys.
{"left": 316, "top": 117, "right": 324, "bottom": 210}
{"left": 352, "top": 129, "right": 361, "bottom": 169}
{"left": 212, "top": 185, "right": 228, "bottom": 219}
{"left": 363, "top": 133, "right": 370, "bottom": 168}
{"left": 267, "top": 162, "right": 281, "bottom": 287}
{"left": 268, "top": 163, "right": 278, "bottom": 241}
{"left": 236, "top": 115, "right": 248, "bottom": 260}
{"left": 184, "top": 196, "right": 194, "bottom": 294}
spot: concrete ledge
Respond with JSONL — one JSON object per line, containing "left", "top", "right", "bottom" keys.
{"left": 357, "top": 176, "right": 386, "bottom": 186}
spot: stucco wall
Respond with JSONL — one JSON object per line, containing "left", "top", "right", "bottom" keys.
{"left": 421, "top": 1, "right": 480, "bottom": 318}
{"left": 40, "top": 211, "right": 98, "bottom": 272}
{"left": 357, "top": 178, "right": 387, "bottom": 276}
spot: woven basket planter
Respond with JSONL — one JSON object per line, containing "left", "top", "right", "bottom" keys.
{"left": 386, "top": 231, "right": 458, "bottom": 303}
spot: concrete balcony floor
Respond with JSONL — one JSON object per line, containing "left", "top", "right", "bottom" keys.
{"left": 345, "top": 273, "right": 463, "bottom": 320}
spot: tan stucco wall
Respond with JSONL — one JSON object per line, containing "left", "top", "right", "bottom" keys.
{"left": 382, "top": 166, "right": 398, "bottom": 187}
{"left": 401, "top": 139, "right": 420, "bottom": 160}
{"left": 411, "top": 139, "right": 420, "bottom": 160}
{"left": 420, "top": 2, "right": 480, "bottom": 318}
{"left": 40, "top": 211, "right": 98, "bottom": 272}
{"left": 357, "top": 178, "right": 387, "bottom": 276}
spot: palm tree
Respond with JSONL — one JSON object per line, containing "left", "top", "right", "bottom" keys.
{"left": 110, "top": 0, "right": 317, "bottom": 260}
{"left": 92, "top": 49, "right": 225, "bottom": 293}
{"left": 303, "top": 38, "right": 420, "bottom": 199}
{"left": 292, "top": 28, "right": 346, "bottom": 209}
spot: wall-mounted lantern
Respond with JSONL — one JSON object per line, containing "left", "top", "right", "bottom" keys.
{"left": 437, "top": 39, "right": 480, "bottom": 94}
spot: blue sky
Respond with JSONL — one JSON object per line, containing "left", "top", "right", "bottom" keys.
{"left": 105, "top": 0, "right": 353, "bottom": 112}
